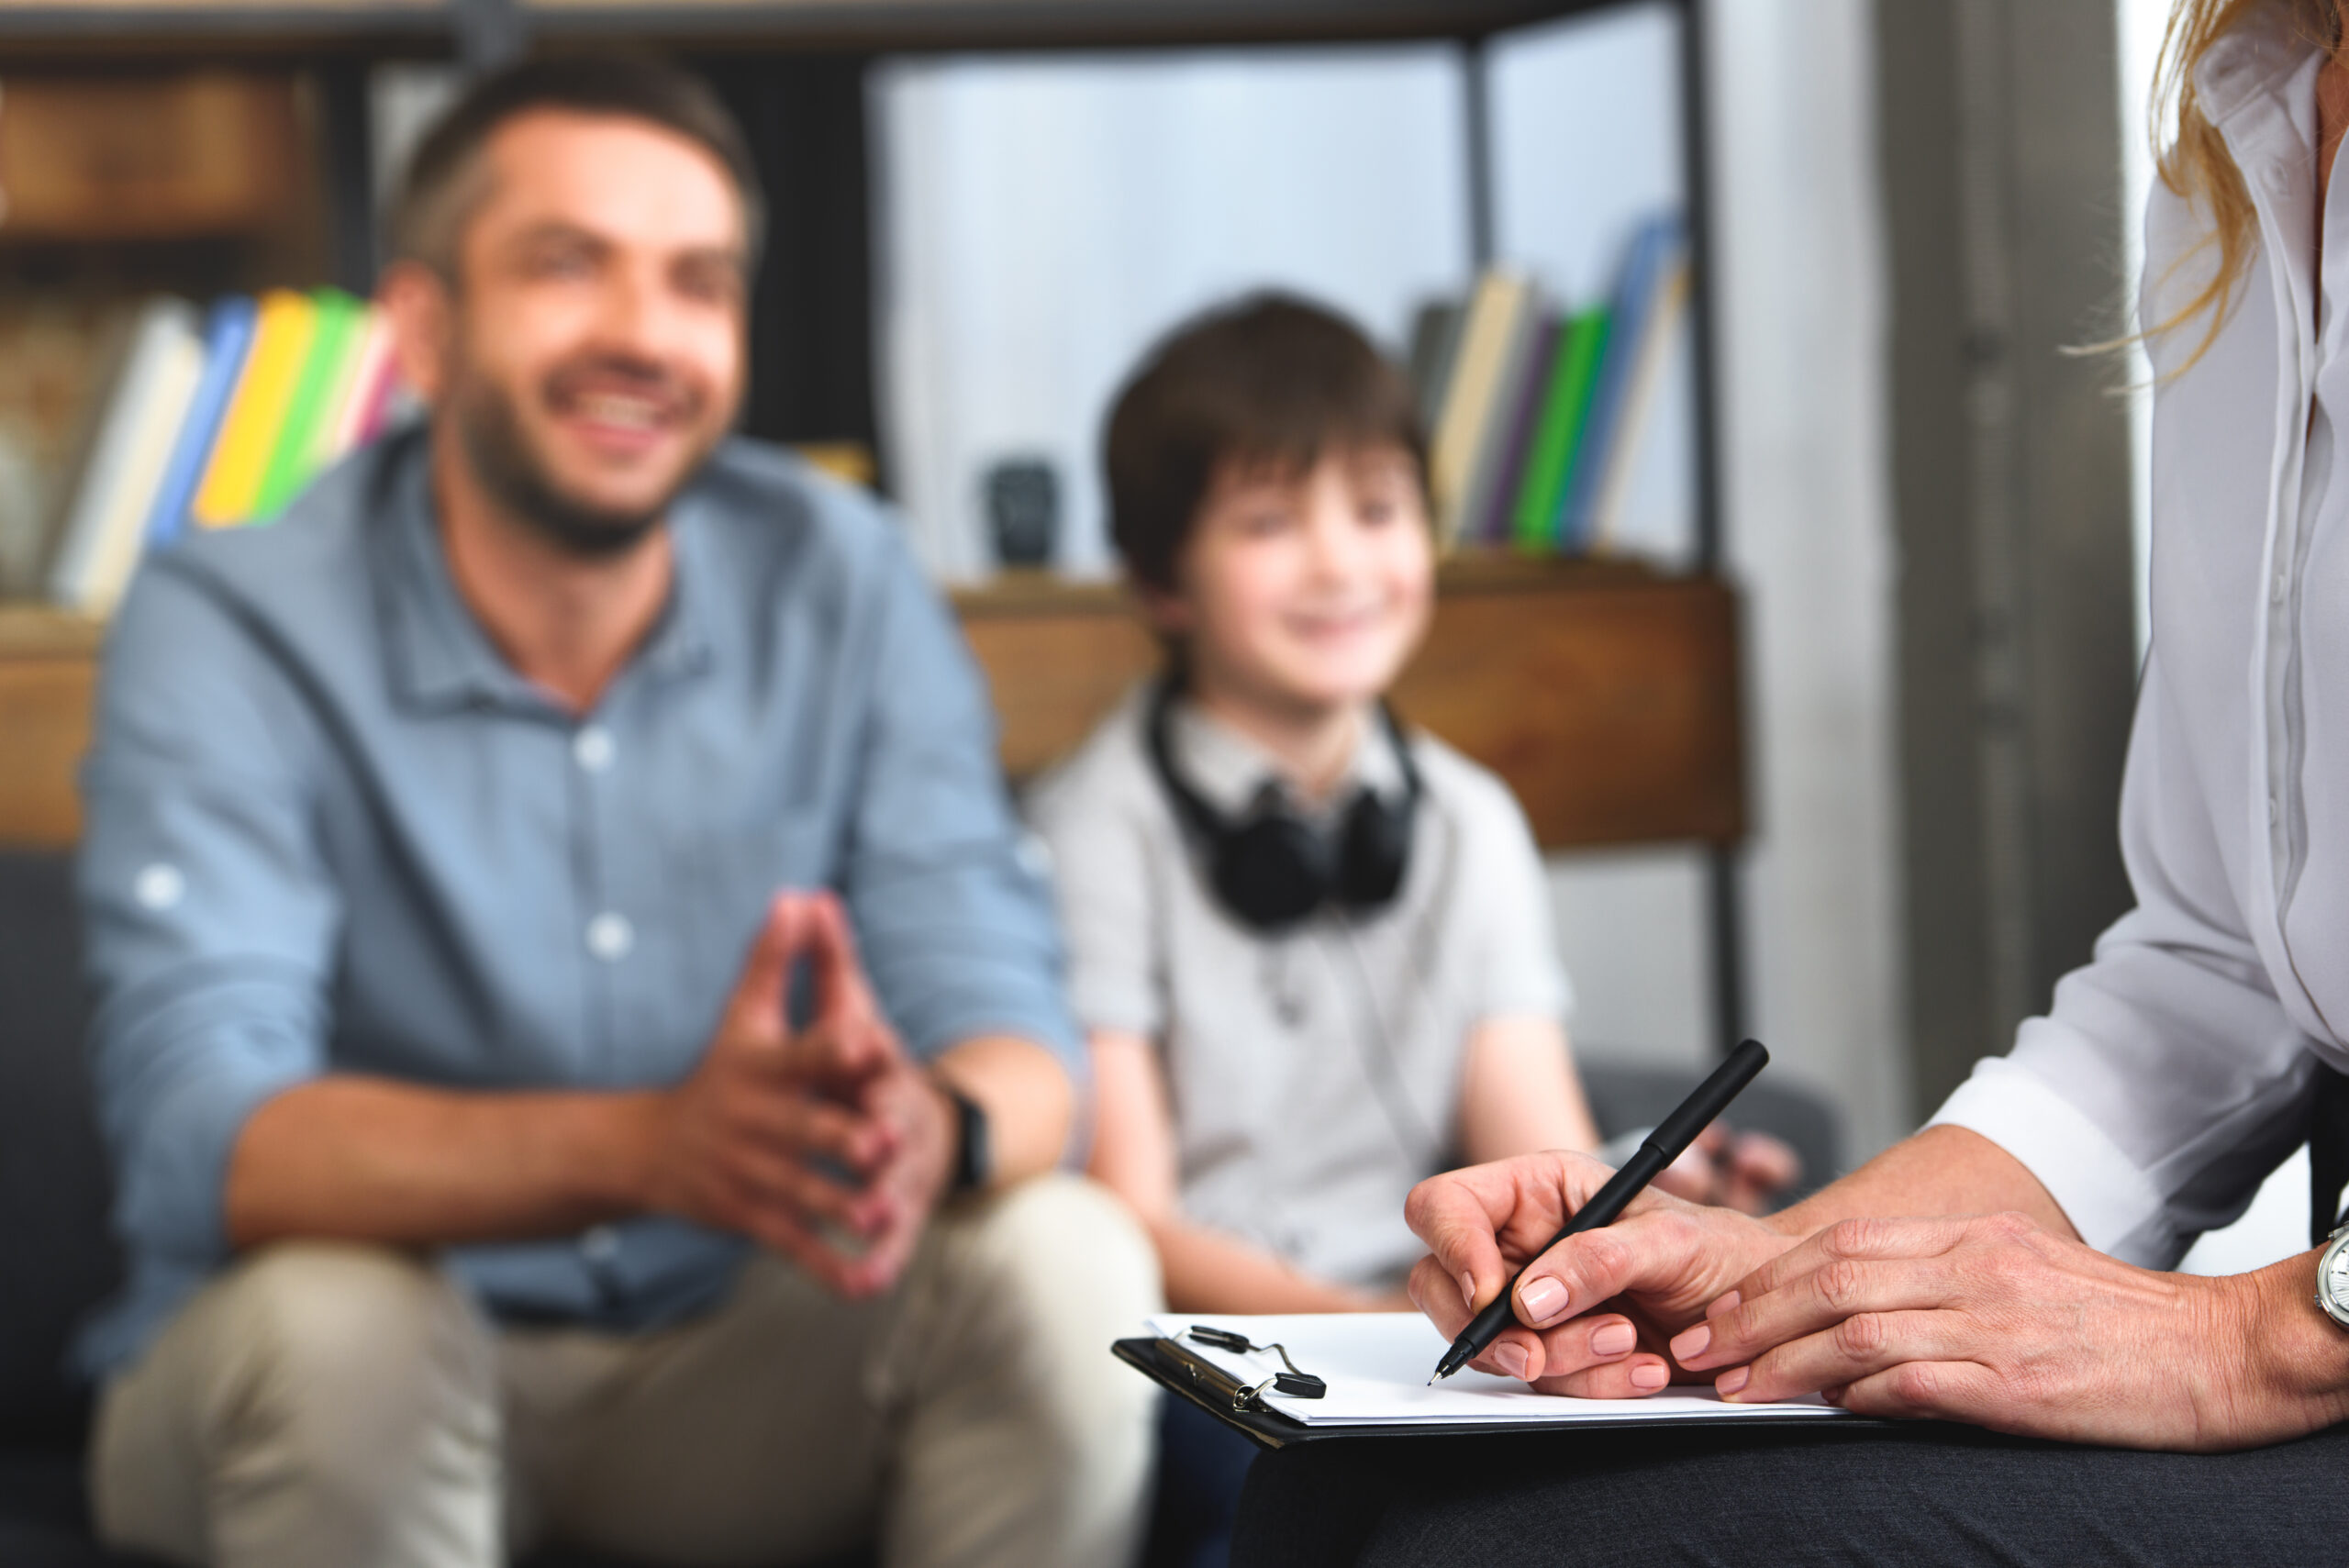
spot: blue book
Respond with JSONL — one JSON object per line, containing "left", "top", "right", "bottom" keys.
{"left": 143, "top": 295, "right": 258, "bottom": 550}
{"left": 1558, "top": 214, "right": 1684, "bottom": 550}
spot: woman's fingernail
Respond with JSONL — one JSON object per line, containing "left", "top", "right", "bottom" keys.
{"left": 1518, "top": 1276, "right": 1568, "bottom": 1324}
{"left": 1668, "top": 1322, "right": 1711, "bottom": 1362}
{"left": 1461, "top": 1272, "right": 1478, "bottom": 1310}
{"left": 1491, "top": 1341, "right": 1531, "bottom": 1381}
{"left": 1630, "top": 1360, "right": 1671, "bottom": 1390}
{"left": 1591, "top": 1321, "right": 1636, "bottom": 1357}
{"left": 1707, "top": 1289, "right": 1742, "bottom": 1318}
{"left": 1716, "top": 1366, "right": 1751, "bottom": 1398}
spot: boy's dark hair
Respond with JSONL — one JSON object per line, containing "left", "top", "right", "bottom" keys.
{"left": 388, "top": 56, "right": 763, "bottom": 278}
{"left": 1104, "top": 294, "right": 1429, "bottom": 594}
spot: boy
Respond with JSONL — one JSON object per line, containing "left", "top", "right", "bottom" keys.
{"left": 1026, "top": 294, "right": 1787, "bottom": 1561}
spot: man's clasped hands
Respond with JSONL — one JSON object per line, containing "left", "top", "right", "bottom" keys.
{"left": 644, "top": 889, "right": 960, "bottom": 1300}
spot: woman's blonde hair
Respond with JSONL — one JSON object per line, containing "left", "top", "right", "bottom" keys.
{"left": 2151, "top": 0, "right": 2338, "bottom": 364}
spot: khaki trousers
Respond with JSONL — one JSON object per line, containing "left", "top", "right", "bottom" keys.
{"left": 90, "top": 1174, "right": 1163, "bottom": 1568}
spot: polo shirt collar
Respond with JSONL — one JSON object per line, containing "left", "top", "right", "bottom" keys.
{"left": 374, "top": 425, "right": 718, "bottom": 715}
{"left": 1168, "top": 695, "right": 1409, "bottom": 824}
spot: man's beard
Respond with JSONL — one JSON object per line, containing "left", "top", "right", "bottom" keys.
{"left": 449, "top": 362, "right": 710, "bottom": 561}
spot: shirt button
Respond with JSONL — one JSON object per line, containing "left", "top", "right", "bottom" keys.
{"left": 2274, "top": 569, "right": 2289, "bottom": 604}
{"left": 585, "top": 912, "right": 635, "bottom": 962}
{"left": 133, "top": 862, "right": 184, "bottom": 911}
{"left": 2269, "top": 796, "right": 2281, "bottom": 828}
{"left": 573, "top": 725, "right": 616, "bottom": 773}
{"left": 581, "top": 1225, "right": 621, "bottom": 1264}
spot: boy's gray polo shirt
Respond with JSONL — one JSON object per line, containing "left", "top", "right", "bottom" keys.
{"left": 75, "top": 427, "right": 1079, "bottom": 1376}
{"left": 1025, "top": 689, "right": 1571, "bottom": 1290}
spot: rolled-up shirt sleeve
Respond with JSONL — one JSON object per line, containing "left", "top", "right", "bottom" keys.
{"left": 1929, "top": 648, "right": 2317, "bottom": 1267}
{"left": 835, "top": 533, "right": 1084, "bottom": 1085}
{"left": 79, "top": 557, "right": 338, "bottom": 1273}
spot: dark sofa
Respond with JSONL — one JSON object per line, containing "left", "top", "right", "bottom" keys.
{"left": 0, "top": 850, "right": 1838, "bottom": 1565}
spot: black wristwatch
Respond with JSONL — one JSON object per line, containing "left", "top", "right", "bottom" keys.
{"left": 941, "top": 1083, "right": 992, "bottom": 1197}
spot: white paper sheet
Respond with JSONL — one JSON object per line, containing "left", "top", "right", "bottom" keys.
{"left": 1149, "top": 1313, "right": 1852, "bottom": 1428}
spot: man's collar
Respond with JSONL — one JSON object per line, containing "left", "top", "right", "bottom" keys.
{"left": 1165, "top": 695, "right": 1409, "bottom": 822}
{"left": 373, "top": 425, "right": 717, "bottom": 717}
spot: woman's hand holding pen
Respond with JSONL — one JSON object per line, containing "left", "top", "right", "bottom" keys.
{"left": 1408, "top": 1149, "right": 2349, "bottom": 1449}
{"left": 1404, "top": 1150, "right": 1796, "bottom": 1396}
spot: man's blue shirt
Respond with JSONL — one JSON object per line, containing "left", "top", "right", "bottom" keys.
{"left": 75, "top": 427, "right": 1080, "bottom": 1376}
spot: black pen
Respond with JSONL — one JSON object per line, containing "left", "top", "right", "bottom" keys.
{"left": 1431, "top": 1038, "right": 1770, "bottom": 1384}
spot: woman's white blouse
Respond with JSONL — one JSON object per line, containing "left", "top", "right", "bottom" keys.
{"left": 1931, "top": 7, "right": 2349, "bottom": 1267}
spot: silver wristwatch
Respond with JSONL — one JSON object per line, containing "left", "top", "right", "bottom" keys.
{"left": 2317, "top": 1221, "right": 2349, "bottom": 1329}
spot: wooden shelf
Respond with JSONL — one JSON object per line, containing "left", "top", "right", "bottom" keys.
{"left": 0, "top": 562, "right": 1743, "bottom": 852}
{"left": 954, "top": 557, "right": 1744, "bottom": 851}
{"left": 0, "top": 606, "right": 101, "bottom": 851}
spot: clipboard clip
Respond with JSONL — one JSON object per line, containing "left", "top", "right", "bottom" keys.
{"left": 1186, "top": 1325, "right": 1328, "bottom": 1407}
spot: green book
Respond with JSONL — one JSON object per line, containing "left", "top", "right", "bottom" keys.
{"left": 1509, "top": 307, "right": 1609, "bottom": 551}
{"left": 1544, "top": 308, "right": 1613, "bottom": 551}
{"left": 250, "top": 289, "right": 364, "bottom": 523}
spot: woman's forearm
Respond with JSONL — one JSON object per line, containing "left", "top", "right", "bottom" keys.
{"left": 1769, "top": 1123, "right": 2078, "bottom": 1241}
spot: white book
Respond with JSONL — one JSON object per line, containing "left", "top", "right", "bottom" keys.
{"left": 47, "top": 297, "right": 206, "bottom": 617}
{"left": 1587, "top": 258, "right": 1691, "bottom": 552}
{"left": 1146, "top": 1313, "right": 1851, "bottom": 1429}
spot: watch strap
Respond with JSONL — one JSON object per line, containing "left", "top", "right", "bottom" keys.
{"left": 941, "top": 1083, "right": 990, "bottom": 1196}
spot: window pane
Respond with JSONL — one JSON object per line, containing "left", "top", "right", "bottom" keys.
{"left": 872, "top": 46, "right": 1470, "bottom": 578}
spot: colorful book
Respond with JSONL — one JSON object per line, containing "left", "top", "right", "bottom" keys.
{"left": 46, "top": 298, "right": 206, "bottom": 616}
{"left": 145, "top": 295, "right": 259, "bottom": 551}
{"left": 1429, "top": 270, "right": 1537, "bottom": 547}
{"left": 20, "top": 312, "right": 137, "bottom": 595}
{"left": 1560, "top": 216, "right": 1686, "bottom": 550}
{"left": 1509, "top": 307, "right": 1608, "bottom": 551}
{"left": 1473, "top": 314, "right": 1563, "bottom": 548}
{"left": 251, "top": 289, "right": 365, "bottom": 522}
{"left": 1455, "top": 285, "right": 1548, "bottom": 549}
{"left": 321, "top": 309, "right": 395, "bottom": 462}
{"left": 1587, "top": 256, "right": 1692, "bottom": 550}
{"left": 331, "top": 312, "right": 405, "bottom": 454}
{"left": 192, "top": 289, "right": 317, "bottom": 528}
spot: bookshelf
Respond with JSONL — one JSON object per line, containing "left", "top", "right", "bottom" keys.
{"left": 0, "top": 0, "right": 1748, "bottom": 1043}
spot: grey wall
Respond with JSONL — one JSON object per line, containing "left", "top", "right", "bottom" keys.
{"left": 1876, "top": 0, "right": 2140, "bottom": 1121}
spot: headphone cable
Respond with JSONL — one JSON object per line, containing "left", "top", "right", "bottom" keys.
{"left": 1335, "top": 917, "right": 1446, "bottom": 1168}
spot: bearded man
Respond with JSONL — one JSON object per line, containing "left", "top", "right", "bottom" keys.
{"left": 74, "top": 58, "right": 1158, "bottom": 1568}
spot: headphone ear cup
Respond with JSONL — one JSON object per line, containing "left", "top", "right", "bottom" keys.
{"left": 1336, "top": 789, "right": 1412, "bottom": 909}
{"left": 1215, "top": 815, "right": 1334, "bottom": 931}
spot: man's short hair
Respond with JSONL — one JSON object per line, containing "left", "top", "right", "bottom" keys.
{"left": 388, "top": 56, "right": 764, "bottom": 278}
{"left": 1103, "top": 293, "right": 1429, "bottom": 595}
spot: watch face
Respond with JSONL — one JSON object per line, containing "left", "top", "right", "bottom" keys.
{"left": 2325, "top": 1237, "right": 2349, "bottom": 1325}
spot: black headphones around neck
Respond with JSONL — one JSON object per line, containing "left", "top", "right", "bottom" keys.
{"left": 1145, "top": 678, "right": 1423, "bottom": 933}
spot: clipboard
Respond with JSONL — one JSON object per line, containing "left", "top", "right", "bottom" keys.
{"left": 1115, "top": 1316, "right": 1882, "bottom": 1451}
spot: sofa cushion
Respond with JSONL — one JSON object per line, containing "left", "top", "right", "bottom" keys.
{"left": 0, "top": 851, "right": 118, "bottom": 1450}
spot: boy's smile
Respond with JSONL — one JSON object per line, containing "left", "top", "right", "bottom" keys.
{"left": 1152, "top": 443, "right": 1433, "bottom": 773}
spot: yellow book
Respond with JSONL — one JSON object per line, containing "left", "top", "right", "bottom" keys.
{"left": 191, "top": 290, "right": 317, "bottom": 528}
